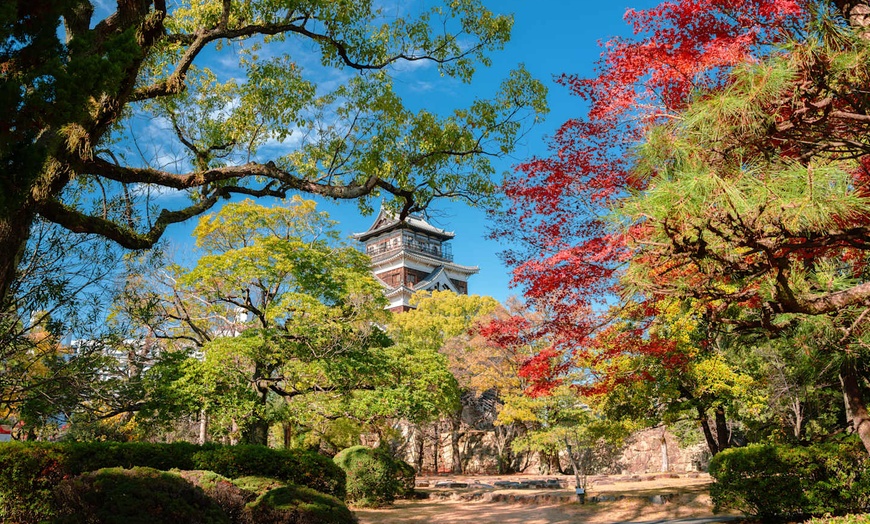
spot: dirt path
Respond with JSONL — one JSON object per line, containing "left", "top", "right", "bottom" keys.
{"left": 354, "top": 474, "right": 739, "bottom": 524}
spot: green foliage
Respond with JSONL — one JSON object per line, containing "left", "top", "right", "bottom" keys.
{"left": 499, "top": 383, "right": 629, "bottom": 477}
{"left": 0, "top": 442, "right": 67, "bottom": 523}
{"left": 0, "top": 441, "right": 346, "bottom": 521}
{"left": 120, "top": 198, "right": 394, "bottom": 444}
{"left": 806, "top": 515, "right": 870, "bottom": 524}
{"left": 333, "top": 445, "right": 413, "bottom": 507}
{"left": 179, "top": 470, "right": 257, "bottom": 524}
{"left": 52, "top": 467, "right": 230, "bottom": 524}
{"left": 191, "top": 445, "right": 346, "bottom": 498}
{"left": 709, "top": 439, "right": 870, "bottom": 519}
{"left": 246, "top": 484, "right": 355, "bottom": 524}
{"left": 393, "top": 459, "right": 417, "bottom": 499}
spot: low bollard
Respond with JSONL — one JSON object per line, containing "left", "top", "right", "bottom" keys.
{"left": 575, "top": 487, "right": 586, "bottom": 504}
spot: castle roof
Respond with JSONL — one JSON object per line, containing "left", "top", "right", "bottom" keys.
{"left": 352, "top": 208, "right": 454, "bottom": 242}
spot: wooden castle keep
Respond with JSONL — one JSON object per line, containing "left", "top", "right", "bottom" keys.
{"left": 352, "top": 209, "right": 479, "bottom": 312}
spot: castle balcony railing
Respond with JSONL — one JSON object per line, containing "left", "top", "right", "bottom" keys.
{"left": 362, "top": 240, "right": 453, "bottom": 262}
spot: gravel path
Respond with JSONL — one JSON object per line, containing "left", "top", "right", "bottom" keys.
{"left": 354, "top": 473, "right": 740, "bottom": 524}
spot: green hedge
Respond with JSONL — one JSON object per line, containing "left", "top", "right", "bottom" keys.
{"left": 53, "top": 467, "right": 230, "bottom": 524}
{"left": 246, "top": 483, "right": 356, "bottom": 524}
{"left": 0, "top": 441, "right": 346, "bottom": 522}
{"left": 709, "top": 439, "right": 870, "bottom": 520}
{"left": 333, "top": 446, "right": 414, "bottom": 507}
{"left": 191, "top": 445, "right": 345, "bottom": 498}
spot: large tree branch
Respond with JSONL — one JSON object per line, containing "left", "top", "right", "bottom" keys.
{"left": 38, "top": 182, "right": 283, "bottom": 249}
{"left": 771, "top": 280, "right": 870, "bottom": 315}
{"left": 83, "top": 157, "right": 387, "bottom": 200}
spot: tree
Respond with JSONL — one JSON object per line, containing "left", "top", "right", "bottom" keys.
{"left": 612, "top": 5, "right": 870, "bottom": 451}
{"left": 0, "top": 0, "right": 547, "bottom": 307}
{"left": 119, "top": 197, "right": 389, "bottom": 444}
{"left": 388, "top": 290, "right": 499, "bottom": 473}
{"left": 585, "top": 299, "right": 768, "bottom": 456}
{"left": 497, "top": 384, "right": 628, "bottom": 488}
{"left": 497, "top": 0, "right": 870, "bottom": 453}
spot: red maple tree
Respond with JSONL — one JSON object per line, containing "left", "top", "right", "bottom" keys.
{"left": 494, "top": 0, "right": 870, "bottom": 453}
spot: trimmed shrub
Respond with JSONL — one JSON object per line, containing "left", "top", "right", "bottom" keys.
{"left": 709, "top": 439, "right": 870, "bottom": 520}
{"left": 0, "top": 442, "right": 67, "bottom": 523}
{"left": 393, "top": 459, "right": 416, "bottom": 499}
{"left": 52, "top": 467, "right": 230, "bottom": 524}
{"left": 246, "top": 484, "right": 357, "bottom": 524}
{"left": 192, "top": 445, "right": 345, "bottom": 498}
{"left": 333, "top": 446, "right": 413, "bottom": 507}
{"left": 0, "top": 441, "right": 346, "bottom": 522}
{"left": 62, "top": 440, "right": 200, "bottom": 472}
{"left": 180, "top": 470, "right": 257, "bottom": 524}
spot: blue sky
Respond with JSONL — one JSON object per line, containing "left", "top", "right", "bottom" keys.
{"left": 158, "top": 0, "right": 659, "bottom": 304}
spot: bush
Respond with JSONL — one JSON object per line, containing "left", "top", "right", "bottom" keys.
{"left": 709, "top": 439, "right": 870, "bottom": 520}
{"left": 0, "top": 442, "right": 67, "bottom": 523}
{"left": 52, "top": 467, "right": 230, "bottom": 524}
{"left": 393, "top": 459, "right": 416, "bottom": 499}
{"left": 246, "top": 484, "right": 356, "bottom": 524}
{"left": 180, "top": 470, "right": 257, "bottom": 524}
{"left": 192, "top": 445, "right": 346, "bottom": 498}
{"left": 180, "top": 473, "right": 356, "bottom": 524}
{"left": 333, "top": 446, "right": 414, "bottom": 507}
{"left": 0, "top": 441, "right": 346, "bottom": 522}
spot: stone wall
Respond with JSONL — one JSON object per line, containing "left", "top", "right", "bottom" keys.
{"left": 617, "top": 427, "right": 710, "bottom": 474}
{"left": 387, "top": 423, "right": 710, "bottom": 476}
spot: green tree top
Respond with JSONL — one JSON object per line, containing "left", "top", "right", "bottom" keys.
{"left": 0, "top": 0, "right": 547, "bottom": 306}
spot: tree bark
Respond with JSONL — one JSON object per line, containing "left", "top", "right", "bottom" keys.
{"left": 834, "top": 0, "right": 870, "bottom": 35}
{"left": 414, "top": 426, "right": 425, "bottom": 472}
{"left": 242, "top": 419, "right": 269, "bottom": 446}
{"left": 230, "top": 419, "right": 240, "bottom": 445}
{"left": 840, "top": 360, "right": 870, "bottom": 454}
{"left": 198, "top": 409, "right": 208, "bottom": 445}
{"left": 450, "top": 415, "right": 463, "bottom": 474}
{"left": 698, "top": 406, "right": 720, "bottom": 455}
{"left": 791, "top": 398, "right": 804, "bottom": 441}
{"left": 283, "top": 422, "right": 293, "bottom": 449}
{"left": 0, "top": 211, "right": 36, "bottom": 307}
{"left": 714, "top": 406, "right": 730, "bottom": 452}
{"left": 564, "top": 439, "right": 585, "bottom": 502}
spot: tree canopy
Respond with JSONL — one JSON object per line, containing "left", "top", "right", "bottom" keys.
{"left": 0, "top": 0, "right": 547, "bottom": 306}
{"left": 496, "top": 0, "right": 870, "bottom": 454}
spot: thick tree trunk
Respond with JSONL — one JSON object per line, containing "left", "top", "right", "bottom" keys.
{"left": 230, "top": 419, "right": 240, "bottom": 445}
{"left": 0, "top": 211, "right": 35, "bottom": 306}
{"left": 840, "top": 360, "right": 870, "bottom": 454}
{"left": 283, "top": 422, "right": 293, "bottom": 449}
{"left": 834, "top": 0, "right": 870, "bottom": 35}
{"left": 243, "top": 419, "right": 269, "bottom": 446}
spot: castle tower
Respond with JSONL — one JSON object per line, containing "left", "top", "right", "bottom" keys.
{"left": 352, "top": 209, "right": 479, "bottom": 312}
